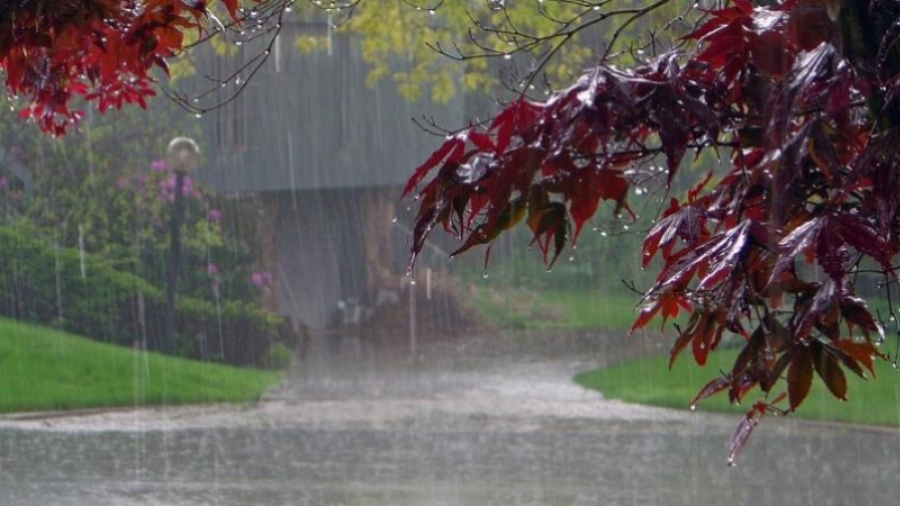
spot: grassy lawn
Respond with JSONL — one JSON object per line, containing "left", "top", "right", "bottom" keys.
{"left": 574, "top": 345, "right": 900, "bottom": 427}
{"left": 0, "top": 318, "right": 283, "bottom": 414}
{"left": 469, "top": 287, "right": 643, "bottom": 330}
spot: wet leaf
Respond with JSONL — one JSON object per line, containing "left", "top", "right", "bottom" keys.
{"left": 835, "top": 340, "right": 886, "bottom": 378}
{"left": 690, "top": 376, "right": 731, "bottom": 407}
{"left": 812, "top": 343, "right": 848, "bottom": 401}
{"left": 728, "top": 404, "right": 764, "bottom": 467}
{"left": 403, "top": 136, "right": 465, "bottom": 198}
{"left": 787, "top": 347, "right": 814, "bottom": 411}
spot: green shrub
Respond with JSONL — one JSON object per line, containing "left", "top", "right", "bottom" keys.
{"left": 264, "top": 342, "right": 294, "bottom": 370}
{"left": 0, "top": 225, "right": 285, "bottom": 366}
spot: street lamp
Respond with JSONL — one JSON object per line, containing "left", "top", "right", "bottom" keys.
{"left": 161, "top": 137, "right": 200, "bottom": 355}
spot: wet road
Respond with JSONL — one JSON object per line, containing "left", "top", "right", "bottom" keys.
{"left": 1, "top": 333, "right": 899, "bottom": 505}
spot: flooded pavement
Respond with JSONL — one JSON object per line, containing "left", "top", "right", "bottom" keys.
{"left": 1, "top": 331, "right": 899, "bottom": 505}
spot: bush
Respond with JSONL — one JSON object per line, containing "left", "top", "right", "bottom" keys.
{"left": 0, "top": 225, "right": 285, "bottom": 366}
{"left": 263, "top": 342, "right": 294, "bottom": 370}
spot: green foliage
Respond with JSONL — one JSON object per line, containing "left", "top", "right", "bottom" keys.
{"left": 0, "top": 225, "right": 284, "bottom": 366}
{"left": 0, "top": 317, "right": 281, "bottom": 413}
{"left": 0, "top": 94, "right": 260, "bottom": 303}
{"left": 325, "top": 0, "right": 697, "bottom": 104}
{"left": 0, "top": 95, "right": 196, "bottom": 249}
{"left": 264, "top": 342, "right": 294, "bottom": 370}
{"left": 286, "top": 1, "right": 597, "bottom": 104}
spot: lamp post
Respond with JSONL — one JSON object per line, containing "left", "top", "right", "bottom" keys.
{"left": 161, "top": 137, "right": 200, "bottom": 355}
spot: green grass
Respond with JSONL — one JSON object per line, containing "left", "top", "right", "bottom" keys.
{"left": 468, "top": 287, "right": 645, "bottom": 330}
{"left": 537, "top": 290, "right": 641, "bottom": 329}
{"left": 0, "top": 318, "right": 283, "bottom": 413}
{"left": 574, "top": 345, "right": 900, "bottom": 427}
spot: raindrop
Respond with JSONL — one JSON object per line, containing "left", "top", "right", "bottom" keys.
{"left": 194, "top": 113, "right": 203, "bottom": 119}
{"left": 503, "top": 54, "right": 512, "bottom": 60}
{"left": 689, "top": 404, "right": 697, "bottom": 411}
{"left": 391, "top": 216, "right": 398, "bottom": 223}
{"left": 482, "top": 272, "right": 489, "bottom": 279}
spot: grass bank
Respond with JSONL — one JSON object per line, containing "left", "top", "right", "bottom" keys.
{"left": 0, "top": 318, "right": 282, "bottom": 414}
{"left": 574, "top": 346, "right": 900, "bottom": 426}
{"left": 469, "top": 287, "right": 643, "bottom": 330}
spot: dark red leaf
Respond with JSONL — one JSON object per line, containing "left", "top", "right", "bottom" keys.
{"left": 787, "top": 347, "right": 814, "bottom": 411}
{"left": 822, "top": 343, "right": 867, "bottom": 380}
{"left": 812, "top": 343, "right": 848, "bottom": 401}
{"left": 527, "top": 202, "right": 569, "bottom": 267}
{"left": 728, "top": 405, "right": 763, "bottom": 467}
{"left": 690, "top": 376, "right": 731, "bottom": 408}
{"left": 840, "top": 296, "right": 884, "bottom": 340}
{"left": 568, "top": 167, "right": 630, "bottom": 243}
{"left": 222, "top": 0, "right": 240, "bottom": 22}
{"left": 402, "top": 136, "right": 465, "bottom": 198}
{"left": 667, "top": 324, "right": 693, "bottom": 369}
{"left": 835, "top": 340, "right": 886, "bottom": 378}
